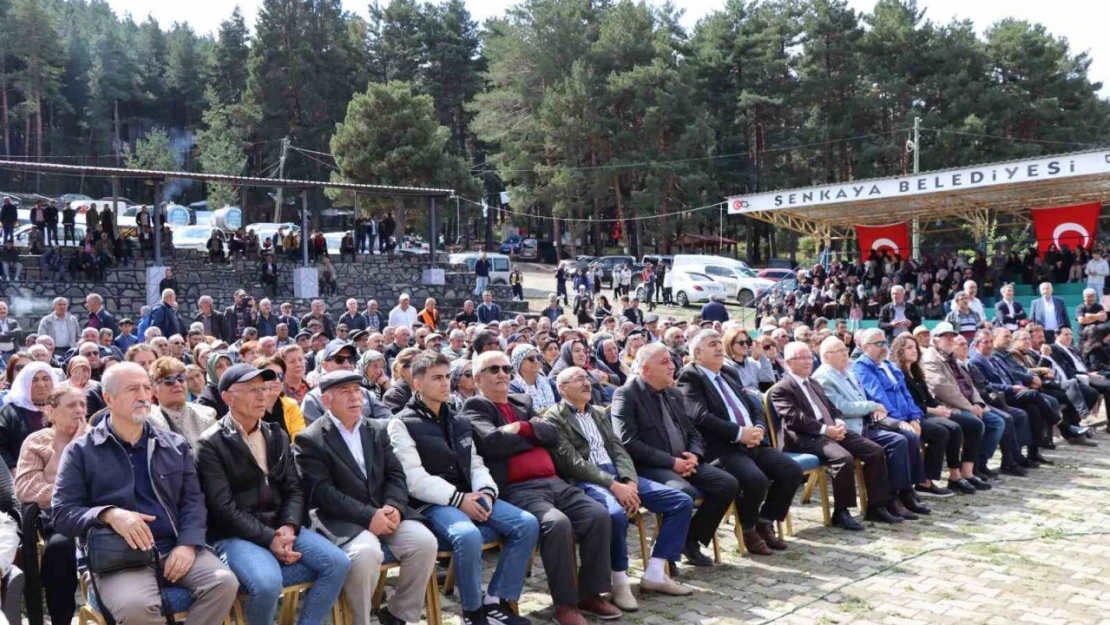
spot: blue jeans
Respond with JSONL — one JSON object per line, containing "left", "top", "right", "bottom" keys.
{"left": 866, "top": 427, "right": 923, "bottom": 493}
{"left": 577, "top": 463, "right": 693, "bottom": 572}
{"left": 474, "top": 276, "right": 488, "bottom": 297}
{"left": 215, "top": 528, "right": 351, "bottom": 625}
{"left": 979, "top": 409, "right": 1008, "bottom": 468}
{"left": 424, "top": 499, "right": 539, "bottom": 612}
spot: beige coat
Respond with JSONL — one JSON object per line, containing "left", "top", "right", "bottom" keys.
{"left": 920, "top": 346, "right": 982, "bottom": 412}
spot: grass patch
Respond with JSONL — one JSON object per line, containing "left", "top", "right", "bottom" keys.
{"left": 783, "top": 552, "right": 803, "bottom": 562}
{"left": 1040, "top": 527, "right": 1067, "bottom": 540}
{"left": 838, "top": 596, "right": 873, "bottom": 613}
{"left": 962, "top": 543, "right": 1002, "bottom": 556}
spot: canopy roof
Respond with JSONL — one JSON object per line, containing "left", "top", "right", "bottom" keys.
{"left": 725, "top": 148, "right": 1110, "bottom": 244}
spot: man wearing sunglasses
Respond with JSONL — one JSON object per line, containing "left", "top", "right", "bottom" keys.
{"left": 151, "top": 356, "right": 216, "bottom": 446}
{"left": 463, "top": 351, "right": 621, "bottom": 625}
{"left": 300, "top": 342, "right": 391, "bottom": 424}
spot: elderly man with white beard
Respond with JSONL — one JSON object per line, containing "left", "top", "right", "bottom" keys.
{"left": 52, "top": 362, "right": 239, "bottom": 625}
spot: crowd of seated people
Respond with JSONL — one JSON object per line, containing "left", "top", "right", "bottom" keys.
{"left": 0, "top": 248, "right": 1100, "bottom": 625}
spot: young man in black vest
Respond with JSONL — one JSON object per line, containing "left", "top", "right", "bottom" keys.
{"left": 389, "top": 351, "right": 538, "bottom": 625}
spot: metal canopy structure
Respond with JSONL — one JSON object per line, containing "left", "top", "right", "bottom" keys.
{"left": 725, "top": 148, "right": 1110, "bottom": 254}
{"left": 0, "top": 160, "right": 455, "bottom": 197}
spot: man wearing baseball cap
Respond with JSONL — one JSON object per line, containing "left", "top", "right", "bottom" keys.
{"left": 295, "top": 370, "right": 437, "bottom": 625}
{"left": 196, "top": 364, "right": 351, "bottom": 625}
{"left": 301, "top": 342, "right": 391, "bottom": 423}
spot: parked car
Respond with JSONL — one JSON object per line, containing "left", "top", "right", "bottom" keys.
{"left": 588, "top": 255, "right": 640, "bottom": 288}
{"left": 99, "top": 196, "right": 139, "bottom": 206}
{"left": 247, "top": 222, "right": 300, "bottom": 243}
{"left": 758, "top": 268, "right": 796, "bottom": 282}
{"left": 519, "top": 238, "right": 539, "bottom": 260}
{"left": 448, "top": 252, "right": 511, "bottom": 285}
{"left": 642, "top": 254, "right": 674, "bottom": 268}
{"left": 500, "top": 234, "right": 524, "bottom": 255}
{"left": 672, "top": 254, "right": 775, "bottom": 307}
{"left": 637, "top": 271, "right": 727, "bottom": 307}
{"left": 174, "top": 225, "right": 225, "bottom": 253}
{"left": 558, "top": 255, "right": 595, "bottom": 274}
{"left": 13, "top": 223, "right": 89, "bottom": 248}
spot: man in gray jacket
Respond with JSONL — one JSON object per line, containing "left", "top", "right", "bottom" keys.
{"left": 37, "top": 298, "right": 79, "bottom": 353}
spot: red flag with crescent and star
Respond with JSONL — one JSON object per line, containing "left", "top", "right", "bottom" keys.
{"left": 1030, "top": 202, "right": 1101, "bottom": 255}
{"left": 855, "top": 223, "right": 911, "bottom": 258}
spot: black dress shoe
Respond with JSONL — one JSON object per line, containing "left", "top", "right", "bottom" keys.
{"left": 864, "top": 506, "right": 903, "bottom": 524}
{"left": 1000, "top": 464, "right": 1028, "bottom": 477}
{"left": 914, "top": 482, "right": 955, "bottom": 498}
{"left": 1016, "top": 455, "right": 1035, "bottom": 468}
{"left": 1042, "top": 441, "right": 1057, "bottom": 450}
{"left": 379, "top": 607, "right": 406, "bottom": 625}
{"left": 1028, "top": 451, "right": 1055, "bottom": 465}
{"left": 831, "top": 509, "right": 864, "bottom": 531}
{"left": 947, "top": 478, "right": 977, "bottom": 495}
{"left": 973, "top": 469, "right": 992, "bottom": 482}
{"left": 978, "top": 466, "right": 999, "bottom": 479}
{"left": 901, "top": 494, "right": 931, "bottom": 515}
{"left": 965, "top": 475, "right": 992, "bottom": 490}
{"left": 682, "top": 542, "right": 714, "bottom": 567}
{"left": 887, "top": 499, "right": 918, "bottom": 521}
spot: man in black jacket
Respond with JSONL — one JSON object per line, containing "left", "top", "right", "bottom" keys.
{"left": 294, "top": 370, "right": 437, "bottom": 625}
{"left": 44, "top": 200, "right": 59, "bottom": 246}
{"left": 611, "top": 343, "right": 738, "bottom": 566}
{"left": 878, "top": 285, "right": 921, "bottom": 339}
{"left": 1051, "top": 326, "right": 1110, "bottom": 408}
{"left": 462, "top": 350, "right": 620, "bottom": 625}
{"left": 195, "top": 364, "right": 350, "bottom": 625}
{"left": 224, "top": 290, "right": 257, "bottom": 341}
{"left": 388, "top": 351, "right": 537, "bottom": 625}
{"left": 195, "top": 295, "right": 228, "bottom": 342}
{"left": 676, "top": 330, "right": 804, "bottom": 555}
{"left": 83, "top": 293, "right": 119, "bottom": 338}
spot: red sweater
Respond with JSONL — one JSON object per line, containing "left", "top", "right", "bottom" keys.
{"left": 496, "top": 402, "right": 557, "bottom": 484}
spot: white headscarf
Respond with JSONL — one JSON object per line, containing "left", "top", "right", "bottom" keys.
{"left": 5, "top": 361, "right": 60, "bottom": 412}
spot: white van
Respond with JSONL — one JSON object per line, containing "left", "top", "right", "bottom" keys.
{"left": 448, "top": 252, "right": 512, "bottom": 285}
{"left": 670, "top": 254, "right": 775, "bottom": 307}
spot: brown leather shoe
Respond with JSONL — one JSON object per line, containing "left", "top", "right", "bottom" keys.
{"left": 742, "top": 529, "right": 774, "bottom": 556}
{"left": 577, "top": 596, "right": 622, "bottom": 621}
{"left": 553, "top": 605, "right": 587, "bottom": 625}
{"left": 756, "top": 522, "right": 788, "bottom": 550}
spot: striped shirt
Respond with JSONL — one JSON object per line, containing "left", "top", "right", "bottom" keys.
{"left": 574, "top": 408, "right": 612, "bottom": 467}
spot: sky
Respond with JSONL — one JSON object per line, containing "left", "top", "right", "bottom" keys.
{"left": 103, "top": 0, "right": 1110, "bottom": 94}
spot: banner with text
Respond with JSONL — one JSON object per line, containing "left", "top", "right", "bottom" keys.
{"left": 855, "top": 222, "right": 911, "bottom": 258}
{"left": 1030, "top": 202, "right": 1101, "bottom": 255}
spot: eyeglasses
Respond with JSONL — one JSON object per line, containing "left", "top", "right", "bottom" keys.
{"left": 158, "top": 373, "right": 186, "bottom": 386}
{"left": 330, "top": 355, "right": 353, "bottom": 365}
{"left": 482, "top": 364, "right": 514, "bottom": 375}
{"left": 522, "top": 355, "right": 540, "bottom": 363}
{"left": 270, "top": 372, "right": 285, "bottom": 382}
{"left": 733, "top": 340, "right": 750, "bottom": 347}
{"left": 460, "top": 371, "right": 473, "bottom": 378}
{"left": 867, "top": 341, "right": 889, "bottom": 347}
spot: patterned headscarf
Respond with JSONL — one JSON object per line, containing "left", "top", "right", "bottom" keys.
{"left": 511, "top": 344, "right": 540, "bottom": 373}
{"left": 449, "top": 359, "right": 471, "bottom": 392}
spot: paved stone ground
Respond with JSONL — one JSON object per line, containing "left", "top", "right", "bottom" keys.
{"left": 383, "top": 429, "right": 1110, "bottom": 625}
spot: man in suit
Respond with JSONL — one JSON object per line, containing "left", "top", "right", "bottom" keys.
{"left": 983, "top": 327, "right": 1064, "bottom": 460}
{"left": 768, "top": 341, "right": 897, "bottom": 530}
{"left": 675, "top": 330, "right": 804, "bottom": 554}
{"left": 966, "top": 330, "right": 1041, "bottom": 473}
{"left": 994, "top": 283, "right": 1028, "bottom": 331}
{"left": 877, "top": 285, "right": 921, "bottom": 339}
{"left": 611, "top": 343, "right": 739, "bottom": 564}
{"left": 547, "top": 367, "right": 693, "bottom": 610}
{"left": 1009, "top": 329, "right": 1093, "bottom": 442}
{"left": 83, "top": 293, "right": 119, "bottom": 338}
{"left": 462, "top": 351, "right": 621, "bottom": 625}
{"left": 149, "top": 288, "right": 183, "bottom": 339}
{"left": 195, "top": 295, "right": 228, "bottom": 341}
{"left": 294, "top": 370, "right": 438, "bottom": 625}
{"left": 1052, "top": 326, "right": 1110, "bottom": 409}
{"left": 814, "top": 333, "right": 929, "bottom": 520}
{"left": 1029, "top": 282, "right": 1070, "bottom": 343}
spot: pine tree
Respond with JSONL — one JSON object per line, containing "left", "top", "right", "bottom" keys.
{"left": 212, "top": 7, "right": 250, "bottom": 106}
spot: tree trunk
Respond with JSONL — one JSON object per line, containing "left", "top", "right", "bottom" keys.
{"left": 0, "top": 58, "right": 8, "bottom": 157}
{"left": 113, "top": 99, "right": 121, "bottom": 166}
{"left": 393, "top": 197, "right": 406, "bottom": 247}
{"left": 590, "top": 144, "right": 602, "bottom": 256}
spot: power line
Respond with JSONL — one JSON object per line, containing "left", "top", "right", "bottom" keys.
{"left": 452, "top": 194, "right": 725, "bottom": 223}
{"left": 289, "top": 147, "right": 340, "bottom": 172}
{"left": 923, "top": 127, "right": 1109, "bottom": 148}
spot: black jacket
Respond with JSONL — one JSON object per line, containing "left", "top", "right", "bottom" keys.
{"left": 381, "top": 381, "right": 413, "bottom": 414}
{"left": 194, "top": 310, "right": 229, "bottom": 342}
{"left": 224, "top": 305, "right": 257, "bottom": 341}
{"left": 611, "top": 376, "right": 704, "bottom": 470}
{"left": 393, "top": 396, "right": 494, "bottom": 508}
{"left": 0, "top": 404, "right": 43, "bottom": 469}
{"left": 194, "top": 416, "right": 304, "bottom": 546}
{"left": 878, "top": 301, "right": 922, "bottom": 336}
{"left": 196, "top": 384, "right": 230, "bottom": 419}
{"left": 293, "top": 415, "right": 411, "bottom": 546}
{"left": 1050, "top": 344, "right": 1086, "bottom": 379}
{"left": 461, "top": 394, "right": 561, "bottom": 492}
{"left": 85, "top": 308, "right": 120, "bottom": 338}
{"left": 675, "top": 364, "right": 769, "bottom": 462}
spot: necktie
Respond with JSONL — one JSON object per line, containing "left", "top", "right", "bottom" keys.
{"left": 804, "top": 379, "right": 835, "bottom": 426}
{"left": 656, "top": 392, "right": 686, "bottom": 456}
{"left": 715, "top": 376, "right": 752, "bottom": 427}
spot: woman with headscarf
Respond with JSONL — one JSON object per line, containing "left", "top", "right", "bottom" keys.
{"left": 382, "top": 347, "right": 421, "bottom": 413}
{"left": 0, "top": 361, "right": 58, "bottom": 470}
{"left": 196, "top": 351, "right": 233, "bottom": 418}
{"left": 508, "top": 344, "right": 558, "bottom": 412}
{"left": 595, "top": 337, "right": 629, "bottom": 387}
{"left": 358, "top": 350, "right": 390, "bottom": 401}
{"left": 63, "top": 355, "right": 98, "bottom": 394}
{"left": 549, "top": 339, "right": 608, "bottom": 406}
{"left": 448, "top": 359, "right": 476, "bottom": 411}
{"left": 15, "top": 385, "right": 86, "bottom": 625}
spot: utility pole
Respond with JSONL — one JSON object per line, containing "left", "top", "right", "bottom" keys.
{"left": 910, "top": 117, "right": 921, "bottom": 260}
{"left": 273, "top": 137, "right": 289, "bottom": 222}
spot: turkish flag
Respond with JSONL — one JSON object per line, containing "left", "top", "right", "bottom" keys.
{"left": 1031, "top": 202, "right": 1101, "bottom": 255}
{"left": 855, "top": 222, "right": 910, "bottom": 258}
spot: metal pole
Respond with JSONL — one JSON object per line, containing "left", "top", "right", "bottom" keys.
{"left": 111, "top": 177, "right": 120, "bottom": 239}
{"left": 429, "top": 196, "right": 438, "bottom": 267}
{"left": 274, "top": 137, "right": 288, "bottom": 223}
{"left": 719, "top": 202, "right": 724, "bottom": 256}
{"left": 911, "top": 116, "right": 921, "bottom": 260}
{"left": 300, "top": 191, "right": 309, "bottom": 267}
{"left": 153, "top": 181, "right": 163, "bottom": 265}
{"left": 456, "top": 196, "right": 460, "bottom": 248}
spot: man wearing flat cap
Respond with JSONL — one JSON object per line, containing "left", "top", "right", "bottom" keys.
{"left": 295, "top": 370, "right": 438, "bottom": 625}
{"left": 301, "top": 342, "right": 391, "bottom": 423}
